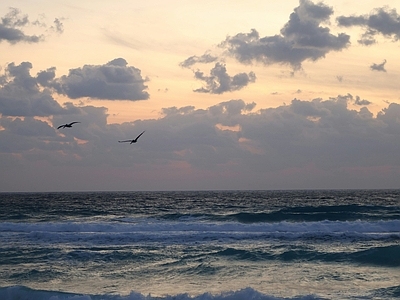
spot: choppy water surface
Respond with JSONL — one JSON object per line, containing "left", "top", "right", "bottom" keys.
{"left": 0, "top": 190, "right": 399, "bottom": 299}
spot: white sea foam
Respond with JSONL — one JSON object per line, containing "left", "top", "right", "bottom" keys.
{"left": 0, "top": 220, "right": 399, "bottom": 246}
{"left": 0, "top": 286, "right": 323, "bottom": 300}
{"left": 1, "top": 219, "right": 399, "bottom": 233}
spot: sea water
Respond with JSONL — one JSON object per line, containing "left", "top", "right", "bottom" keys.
{"left": 0, "top": 190, "right": 399, "bottom": 300}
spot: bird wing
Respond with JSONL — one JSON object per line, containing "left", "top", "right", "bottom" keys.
{"left": 118, "top": 140, "right": 132, "bottom": 143}
{"left": 69, "top": 122, "right": 80, "bottom": 125}
{"left": 135, "top": 131, "right": 145, "bottom": 140}
{"left": 57, "top": 125, "right": 65, "bottom": 129}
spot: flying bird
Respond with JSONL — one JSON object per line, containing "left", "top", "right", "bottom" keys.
{"left": 119, "top": 131, "right": 145, "bottom": 144}
{"left": 57, "top": 122, "right": 80, "bottom": 129}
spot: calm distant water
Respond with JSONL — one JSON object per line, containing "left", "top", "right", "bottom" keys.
{"left": 0, "top": 190, "right": 399, "bottom": 300}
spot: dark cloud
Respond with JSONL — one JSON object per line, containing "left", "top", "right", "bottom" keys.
{"left": 220, "top": 0, "right": 350, "bottom": 70}
{"left": 370, "top": 59, "right": 387, "bottom": 72}
{"left": 1, "top": 94, "right": 400, "bottom": 190}
{"left": 58, "top": 58, "right": 150, "bottom": 100}
{"left": 354, "top": 96, "right": 372, "bottom": 106}
{"left": 337, "top": 7, "right": 400, "bottom": 44}
{"left": 0, "top": 8, "right": 45, "bottom": 44}
{"left": 161, "top": 105, "right": 196, "bottom": 117}
{"left": 0, "top": 117, "right": 57, "bottom": 156}
{"left": 328, "top": 93, "right": 372, "bottom": 106}
{"left": 1, "top": 117, "right": 55, "bottom": 138}
{"left": 208, "top": 99, "right": 256, "bottom": 117}
{"left": 0, "top": 59, "right": 150, "bottom": 117}
{"left": 36, "top": 67, "right": 57, "bottom": 87}
{"left": 336, "top": 15, "right": 366, "bottom": 27}
{"left": 0, "top": 62, "right": 78, "bottom": 117}
{"left": 179, "top": 53, "right": 219, "bottom": 68}
{"left": 193, "top": 63, "right": 256, "bottom": 94}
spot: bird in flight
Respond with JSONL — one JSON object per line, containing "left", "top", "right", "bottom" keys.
{"left": 119, "top": 131, "right": 145, "bottom": 144}
{"left": 57, "top": 122, "right": 80, "bottom": 129}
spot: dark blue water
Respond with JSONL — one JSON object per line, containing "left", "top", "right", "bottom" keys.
{"left": 0, "top": 190, "right": 399, "bottom": 299}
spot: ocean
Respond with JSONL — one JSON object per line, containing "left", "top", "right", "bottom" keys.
{"left": 0, "top": 190, "right": 399, "bottom": 300}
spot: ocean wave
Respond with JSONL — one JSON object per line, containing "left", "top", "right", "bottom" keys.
{"left": 154, "top": 204, "right": 400, "bottom": 223}
{"left": 1, "top": 219, "right": 399, "bottom": 236}
{"left": 371, "top": 284, "right": 400, "bottom": 298}
{"left": 223, "top": 205, "right": 400, "bottom": 223}
{"left": 0, "top": 286, "right": 326, "bottom": 300}
{"left": 0, "top": 221, "right": 399, "bottom": 253}
{"left": 215, "top": 244, "right": 400, "bottom": 267}
{"left": 2, "top": 191, "right": 399, "bottom": 224}
{"left": 4, "top": 243, "right": 397, "bottom": 269}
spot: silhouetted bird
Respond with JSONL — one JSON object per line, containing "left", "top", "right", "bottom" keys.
{"left": 118, "top": 131, "right": 145, "bottom": 144}
{"left": 57, "top": 122, "right": 80, "bottom": 129}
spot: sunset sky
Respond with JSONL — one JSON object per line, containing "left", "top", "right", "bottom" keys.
{"left": 1, "top": 0, "right": 400, "bottom": 191}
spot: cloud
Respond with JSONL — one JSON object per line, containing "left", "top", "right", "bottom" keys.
{"left": 0, "top": 58, "right": 150, "bottom": 117}
{"left": 220, "top": 0, "right": 350, "bottom": 70}
{"left": 0, "top": 62, "right": 78, "bottom": 117}
{"left": 51, "top": 18, "right": 64, "bottom": 34}
{"left": 152, "top": 94, "right": 387, "bottom": 174}
{"left": 370, "top": 59, "right": 387, "bottom": 72}
{"left": 193, "top": 63, "right": 256, "bottom": 94}
{"left": 2, "top": 93, "right": 400, "bottom": 191}
{"left": 327, "top": 93, "right": 372, "bottom": 106}
{"left": 0, "top": 116, "right": 56, "bottom": 141}
{"left": 102, "top": 28, "right": 142, "bottom": 50}
{"left": 207, "top": 99, "right": 256, "bottom": 117}
{"left": 354, "top": 96, "right": 372, "bottom": 106}
{"left": 57, "top": 58, "right": 150, "bottom": 100}
{"left": 36, "top": 67, "right": 58, "bottom": 87}
{"left": 337, "top": 7, "right": 400, "bottom": 45}
{"left": 179, "top": 53, "right": 219, "bottom": 68}
{"left": 0, "top": 8, "right": 48, "bottom": 44}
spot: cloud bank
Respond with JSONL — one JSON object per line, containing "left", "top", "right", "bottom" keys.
{"left": 1, "top": 93, "right": 400, "bottom": 191}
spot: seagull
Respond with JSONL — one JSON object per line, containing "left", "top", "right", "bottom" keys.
{"left": 119, "top": 131, "right": 145, "bottom": 144}
{"left": 57, "top": 122, "right": 80, "bottom": 129}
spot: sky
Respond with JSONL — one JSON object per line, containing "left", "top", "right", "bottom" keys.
{"left": 1, "top": 0, "right": 400, "bottom": 192}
